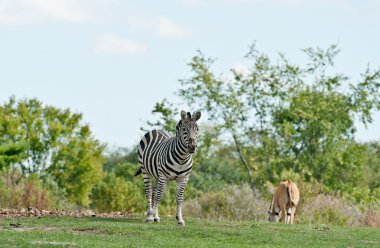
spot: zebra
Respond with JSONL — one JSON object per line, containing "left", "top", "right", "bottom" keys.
{"left": 135, "top": 110, "right": 201, "bottom": 226}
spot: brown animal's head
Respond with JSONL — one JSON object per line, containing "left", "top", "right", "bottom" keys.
{"left": 176, "top": 110, "right": 201, "bottom": 154}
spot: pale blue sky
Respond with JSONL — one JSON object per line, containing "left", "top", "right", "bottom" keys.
{"left": 1, "top": 0, "right": 379, "bottom": 148}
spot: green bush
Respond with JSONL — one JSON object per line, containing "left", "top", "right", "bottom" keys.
{"left": 312, "top": 208, "right": 349, "bottom": 226}
{"left": 91, "top": 173, "right": 144, "bottom": 213}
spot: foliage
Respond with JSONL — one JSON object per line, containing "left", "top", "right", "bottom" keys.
{"left": 364, "top": 209, "right": 380, "bottom": 228}
{"left": 184, "top": 184, "right": 267, "bottom": 221}
{"left": 0, "top": 43, "right": 379, "bottom": 220}
{"left": 48, "top": 137, "right": 104, "bottom": 206}
{"left": 149, "top": 44, "right": 380, "bottom": 195}
{"left": 298, "top": 194, "right": 364, "bottom": 226}
{"left": 0, "top": 168, "right": 51, "bottom": 209}
{"left": 342, "top": 185, "right": 380, "bottom": 210}
{"left": 142, "top": 98, "right": 178, "bottom": 133}
{"left": 362, "top": 142, "right": 380, "bottom": 190}
{"left": 190, "top": 142, "right": 249, "bottom": 192}
{"left": 312, "top": 208, "right": 350, "bottom": 226}
{"left": 91, "top": 173, "right": 144, "bottom": 213}
{"left": 0, "top": 142, "right": 28, "bottom": 169}
{"left": 0, "top": 97, "right": 105, "bottom": 206}
{"left": 179, "top": 51, "right": 256, "bottom": 188}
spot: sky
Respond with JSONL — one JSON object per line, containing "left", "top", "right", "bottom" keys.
{"left": 1, "top": 0, "right": 380, "bottom": 148}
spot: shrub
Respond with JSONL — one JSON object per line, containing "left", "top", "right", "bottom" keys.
{"left": 364, "top": 209, "right": 380, "bottom": 228}
{"left": 91, "top": 173, "right": 144, "bottom": 213}
{"left": 183, "top": 184, "right": 267, "bottom": 221}
{"left": 312, "top": 207, "right": 350, "bottom": 226}
{"left": 0, "top": 169, "right": 51, "bottom": 209}
{"left": 298, "top": 194, "right": 364, "bottom": 226}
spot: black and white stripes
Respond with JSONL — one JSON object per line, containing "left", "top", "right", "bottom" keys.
{"left": 136, "top": 110, "right": 201, "bottom": 226}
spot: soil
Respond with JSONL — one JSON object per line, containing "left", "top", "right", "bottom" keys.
{"left": 0, "top": 207, "right": 133, "bottom": 218}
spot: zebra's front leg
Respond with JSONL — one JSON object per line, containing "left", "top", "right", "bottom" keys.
{"left": 176, "top": 177, "right": 189, "bottom": 227}
{"left": 143, "top": 174, "right": 154, "bottom": 223}
{"left": 148, "top": 177, "right": 166, "bottom": 223}
{"left": 154, "top": 208, "right": 160, "bottom": 222}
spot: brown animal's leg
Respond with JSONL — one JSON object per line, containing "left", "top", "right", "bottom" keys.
{"left": 290, "top": 206, "right": 296, "bottom": 224}
{"left": 280, "top": 207, "right": 287, "bottom": 223}
{"left": 274, "top": 206, "right": 281, "bottom": 223}
{"left": 285, "top": 207, "right": 292, "bottom": 224}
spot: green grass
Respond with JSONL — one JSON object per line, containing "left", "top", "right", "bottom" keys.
{"left": 0, "top": 216, "right": 379, "bottom": 247}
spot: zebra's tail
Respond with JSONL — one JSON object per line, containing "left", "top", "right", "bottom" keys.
{"left": 134, "top": 167, "right": 142, "bottom": 176}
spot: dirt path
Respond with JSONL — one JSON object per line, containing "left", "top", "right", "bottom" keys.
{"left": 0, "top": 208, "right": 133, "bottom": 218}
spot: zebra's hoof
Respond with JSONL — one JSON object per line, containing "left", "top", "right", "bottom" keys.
{"left": 154, "top": 218, "right": 160, "bottom": 223}
{"left": 177, "top": 222, "right": 185, "bottom": 227}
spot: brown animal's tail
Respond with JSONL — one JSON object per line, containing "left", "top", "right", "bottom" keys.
{"left": 286, "top": 182, "right": 296, "bottom": 207}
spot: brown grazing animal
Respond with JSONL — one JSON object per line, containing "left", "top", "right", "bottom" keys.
{"left": 268, "top": 180, "right": 300, "bottom": 224}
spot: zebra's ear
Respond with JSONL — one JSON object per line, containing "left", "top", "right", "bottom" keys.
{"left": 181, "top": 110, "right": 188, "bottom": 120}
{"left": 193, "top": 111, "right": 201, "bottom": 121}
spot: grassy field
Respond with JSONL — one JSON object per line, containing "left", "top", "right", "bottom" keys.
{"left": 0, "top": 216, "right": 379, "bottom": 248}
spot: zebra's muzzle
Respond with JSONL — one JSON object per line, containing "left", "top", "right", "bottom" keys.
{"left": 188, "top": 138, "right": 197, "bottom": 153}
{"left": 188, "top": 146, "right": 196, "bottom": 153}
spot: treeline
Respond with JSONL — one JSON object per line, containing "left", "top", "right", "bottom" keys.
{"left": 144, "top": 44, "right": 380, "bottom": 201}
{"left": 0, "top": 44, "right": 379, "bottom": 226}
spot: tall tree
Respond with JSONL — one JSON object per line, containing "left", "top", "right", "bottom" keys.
{"left": 179, "top": 51, "right": 256, "bottom": 189}
{"left": 148, "top": 44, "right": 380, "bottom": 191}
{"left": 0, "top": 142, "right": 28, "bottom": 169}
{"left": 0, "top": 97, "right": 105, "bottom": 206}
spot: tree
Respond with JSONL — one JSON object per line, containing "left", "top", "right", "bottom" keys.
{"left": 0, "top": 97, "right": 105, "bottom": 206}
{"left": 362, "top": 142, "right": 380, "bottom": 190}
{"left": 142, "top": 99, "right": 178, "bottom": 133}
{"left": 150, "top": 44, "right": 380, "bottom": 191}
{"left": 0, "top": 142, "right": 28, "bottom": 169}
{"left": 273, "top": 46, "right": 380, "bottom": 189}
{"left": 178, "top": 51, "right": 256, "bottom": 189}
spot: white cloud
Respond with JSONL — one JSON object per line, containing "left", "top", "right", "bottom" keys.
{"left": 0, "top": 0, "right": 103, "bottom": 25}
{"left": 128, "top": 16, "right": 191, "bottom": 39}
{"left": 95, "top": 33, "right": 147, "bottom": 55}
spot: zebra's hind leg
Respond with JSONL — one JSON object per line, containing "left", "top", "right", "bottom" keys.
{"left": 176, "top": 177, "right": 189, "bottom": 227}
{"left": 143, "top": 173, "right": 154, "bottom": 223}
{"left": 149, "top": 177, "right": 166, "bottom": 223}
{"left": 152, "top": 179, "right": 160, "bottom": 222}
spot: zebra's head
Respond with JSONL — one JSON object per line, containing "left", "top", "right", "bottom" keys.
{"left": 177, "top": 110, "right": 201, "bottom": 154}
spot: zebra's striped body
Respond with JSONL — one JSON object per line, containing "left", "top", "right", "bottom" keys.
{"left": 136, "top": 110, "right": 201, "bottom": 226}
